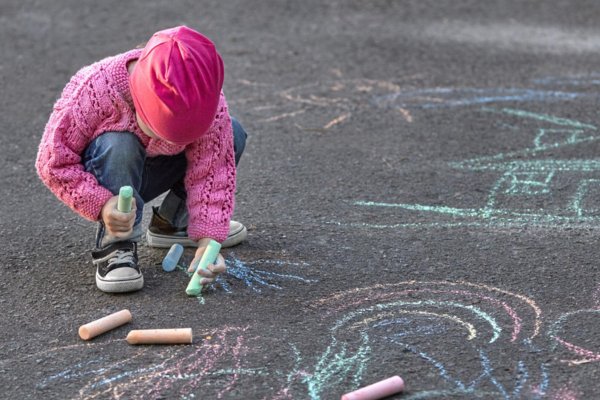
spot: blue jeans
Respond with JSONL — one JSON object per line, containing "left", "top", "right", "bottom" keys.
{"left": 83, "top": 118, "right": 247, "bottom": 247}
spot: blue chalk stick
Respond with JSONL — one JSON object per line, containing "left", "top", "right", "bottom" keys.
{"left": 162, "top": 244, "right": 184, "bottom": 272}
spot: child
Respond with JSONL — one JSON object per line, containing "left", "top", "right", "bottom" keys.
{"left": 35, "top": 26, "right": 248, "bottom": 293}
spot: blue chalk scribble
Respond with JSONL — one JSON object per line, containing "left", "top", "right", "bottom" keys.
{"left": 218, "top": 254, "right": 316, "bottom": 293}
{"left": 179, "top": 253, "right": 316, "bottom": 294}
{"left": 371, "top": 88, "right": 588, "bottom": 110}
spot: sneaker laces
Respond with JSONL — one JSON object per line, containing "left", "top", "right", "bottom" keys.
{"left": 109, "top": 250, "right": 135, "bottom": 265}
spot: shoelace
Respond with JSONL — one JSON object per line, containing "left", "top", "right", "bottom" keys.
{"left": 109, "top": 250, "right": 135, "bottom": 265}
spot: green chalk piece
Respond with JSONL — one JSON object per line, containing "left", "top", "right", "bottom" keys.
{"left": 186, "top": 240, "right": 222, "bottom": 296}
{"left": 117, "top": 186, "right": 133, "bottom": 213}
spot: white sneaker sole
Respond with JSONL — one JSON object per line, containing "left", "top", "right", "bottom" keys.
{"left": 96, "top": 272, "right": 144, "bottom": 293}
{"left": 146, "top": 224, "right": 248, "bottom": 249}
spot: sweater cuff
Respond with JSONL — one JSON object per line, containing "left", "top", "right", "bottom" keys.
{"left": 187, "top": 222, "right": 230, "bottom": 244}
{"left": 83, "top": 188, "right": 114, "bottom": 221}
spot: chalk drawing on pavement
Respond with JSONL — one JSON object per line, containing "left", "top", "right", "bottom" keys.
{"left": 178, "top": 253, "right": 316, "bottom": 303}
{"left": 27, "top": 279, "right": 598, "bottom": 399}
{"left": 548, "top": 285, "right": 600, "bottom": 366}
{"left": 293, "top": 280, "right": 550, "bottom": 400}
{"left": 35, "top": 326, "right": 264, "bottom": 400}
{"left": 549, "top": 309, "right": 600, "bottom": 366}
{"left": 335, "top": 107, "right": 600, "bottom": 230}
{"left": 371, "top": 88, "right": 591, "bottom": 110}
{"left": 235, "top": 73, "right": 600, "bottom": 130}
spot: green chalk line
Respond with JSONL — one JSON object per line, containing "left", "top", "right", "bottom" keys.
{"left": 481, "top": 106, "right": 597, "bottom": 130}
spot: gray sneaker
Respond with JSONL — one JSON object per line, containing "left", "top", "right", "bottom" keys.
{"left": 92, "top": 241, "right": 143, "bottom": 293}
{"left": 146, "top": 207, "right": 247, "bottom": 248}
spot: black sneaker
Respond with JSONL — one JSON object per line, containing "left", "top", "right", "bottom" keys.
{"left": 145, "top": 207, "right": 247, "bottom": 248}
{"left": 92, "top": 240, "right": 143, "bottom": 293}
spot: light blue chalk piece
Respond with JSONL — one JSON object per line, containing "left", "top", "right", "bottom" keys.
{"left": 162, "top": 243, "right": 184, "bottom": 272}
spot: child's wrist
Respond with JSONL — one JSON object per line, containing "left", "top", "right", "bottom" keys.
{"left": 196, "top": 237, "right": 217, "bottom": 248}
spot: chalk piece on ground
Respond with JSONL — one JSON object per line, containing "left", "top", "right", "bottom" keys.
{"left": 341, "top": 375, "right": 404, "bottom": 400}
{"left": 126, "top": 328, "right": 193, "bottom": 345}
{"left": 78, "top": 309, "right": 133, "bottom": 341}
{"left": 162, "top": 243, "right": 184, "bottom": 272}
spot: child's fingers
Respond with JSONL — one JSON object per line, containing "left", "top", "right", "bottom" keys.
{"left": 196, "top": 262, "right": 226, "bottom": 278}
{"left": 200, "top": 278, "right": 213, "bottom": 286}
{"left": 187, "top": 252, "right": 204, "bottom": 273}
{"left": 196, "top": 267, "right": 216, "bottom": 278}
{"left": 115, "top": 208, "right": 136, "bottom": 220}
{"left": 109, "top": 205, "right": 136, "bottom": 228}
{"left": 205, "top": 254, "right": 226, "bottom": 275}
{"left": 207, "top": 263, "right": 226, "bottom": 274}
{"left": 106, "top": 219, "right": 134, "bottom": 232}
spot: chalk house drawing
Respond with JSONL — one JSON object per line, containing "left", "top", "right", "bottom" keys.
{"left": 351, "top": 106, "right": 600, "bottom": 229}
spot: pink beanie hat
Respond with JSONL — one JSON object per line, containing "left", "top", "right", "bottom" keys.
{"left": 130, "top": 26, "right": 224, "bottom": 145}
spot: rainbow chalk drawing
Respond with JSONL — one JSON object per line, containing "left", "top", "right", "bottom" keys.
{"left": 248, "top": 280, "right": 553, "bottom": 399}
{"left": 294, "top": 281, "right": 550, "bottom": 400}
{"left": 549, "top": 310, "right": 600, "bottom": 365}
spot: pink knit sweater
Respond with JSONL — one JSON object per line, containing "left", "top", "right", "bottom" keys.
{"left": 35, "top": 49, "right": 236, "bottom": 242}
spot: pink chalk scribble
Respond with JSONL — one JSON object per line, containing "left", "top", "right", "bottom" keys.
{"left": 36, "top": 326, "right": 265, "bottom": 400}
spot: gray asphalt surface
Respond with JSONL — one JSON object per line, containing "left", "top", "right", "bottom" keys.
{"left": 2, "top": 0, "right": 600, "bottom": 399}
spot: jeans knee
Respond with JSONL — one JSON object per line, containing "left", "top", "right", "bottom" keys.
{"left": 83, "top": 132, "right": 146, "bottom": 194}
{"left": 89, "top": 132, "right": 145, "bottom": 171}
{"left": 231, "top": 118, "right": 247, "bottom": 165}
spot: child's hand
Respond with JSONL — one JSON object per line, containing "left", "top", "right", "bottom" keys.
{"left": 188, "top": 240, "right": 226, "bottom": 286}
{"left": 101, "top": 195, "right": 137, "bottom": 238}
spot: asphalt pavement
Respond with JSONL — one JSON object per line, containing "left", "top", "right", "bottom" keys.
{"left": 1, "top": 0, "right": 600, "bottom": 399}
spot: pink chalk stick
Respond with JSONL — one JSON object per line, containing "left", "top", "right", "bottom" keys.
{"left": 341, "top": 376, "right": 404, "bottom": 400}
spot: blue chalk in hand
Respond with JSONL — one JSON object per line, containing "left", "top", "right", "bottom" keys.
{"left": 162, "top": 243, "right": 184, "bottom": 272}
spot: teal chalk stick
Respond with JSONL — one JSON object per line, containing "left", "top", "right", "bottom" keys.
{"left": 186, "top": 240, "right": 221, "bottom": 296}
{"left": 117, "top": 186, "right": 133, "bottom": 213}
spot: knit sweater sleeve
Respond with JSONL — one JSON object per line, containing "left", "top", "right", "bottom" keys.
{"left": 35, "top": 73, "right": 120, "bottom": 221}
{"left": 184, "top": 93, "right": 236, "bottom": 242}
